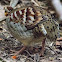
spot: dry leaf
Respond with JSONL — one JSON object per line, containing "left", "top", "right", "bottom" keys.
{"left": 57, "top": 37, "right": 62, "bottom": 41}
{"left": 11, "top": 56, "right": 17, "bottom": 59}
{"left": 0, "top": 38, "right": 3, "bottom": 40}
{"left": 56, "top": 41, "right": 60, "bottom": 46}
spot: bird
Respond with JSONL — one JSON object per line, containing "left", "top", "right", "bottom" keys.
{"left": 4, "top": 1, "right": 60, "bottom": 57}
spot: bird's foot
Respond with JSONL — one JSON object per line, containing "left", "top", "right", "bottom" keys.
{"left": 10, "top": 46, "right": 26, "bottom": 59}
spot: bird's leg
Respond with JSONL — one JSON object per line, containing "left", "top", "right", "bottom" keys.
{"left": 12, "top": 46, "right": 26, "bottom": 56}
{"left": 40, "top": 38, "right": 46, "bottom": 56}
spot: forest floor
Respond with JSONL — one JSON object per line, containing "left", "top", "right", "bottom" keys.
{"left": 0, "top": 0, "right": 62, "bottom": 62}
{"left": 0, "top": 20, "right": 62, "bottom": 62}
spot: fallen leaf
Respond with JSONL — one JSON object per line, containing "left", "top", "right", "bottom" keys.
{"left": 11, "top": 55, "right": 17, "bottom": 59}
{"left": 0, "top": 38, "right": 3, "bottom": 40}
{"left": 56, "top": 41, "right": 60, "bottom": 46}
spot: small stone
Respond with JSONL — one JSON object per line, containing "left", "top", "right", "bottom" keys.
{"left": 1, "top": 48, "right": 4, "bottom": 50}
{"left": 58, "top": 58, "right": 62, "bottom": 60}
{"left": 49, "top": 57, "right": 54, "bottom": 61}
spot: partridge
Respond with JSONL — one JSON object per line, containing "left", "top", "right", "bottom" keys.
{"left": 4, "top": 2, "right": 60, "bottom": 56}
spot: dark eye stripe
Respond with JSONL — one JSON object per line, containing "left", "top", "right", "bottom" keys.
{"left": 13, "top": 12, "right": 17, "bottom": 20}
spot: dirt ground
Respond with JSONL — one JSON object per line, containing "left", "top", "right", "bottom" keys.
{"left": 0, "top": 20, "right": 62, "bottom": 62}
{"left": 0, "top": 0, "right": 62, "bottom": 62}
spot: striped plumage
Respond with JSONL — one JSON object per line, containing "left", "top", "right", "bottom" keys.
{"left": 9, "top": 7, "right": 42, "bottom": 29}
{"left": 5, "top": 5, "right": 59, "bottom": 46}
{"left": 4, "top": 1, "right": 60, "bottom": 56}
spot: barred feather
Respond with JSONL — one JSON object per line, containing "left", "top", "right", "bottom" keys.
{"left": 5, "top": 5, "right": 59, "bottom": 46}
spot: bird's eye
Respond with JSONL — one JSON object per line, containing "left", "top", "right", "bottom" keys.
{"left": 47, "top": 26, "right": 49, "bottom": 28}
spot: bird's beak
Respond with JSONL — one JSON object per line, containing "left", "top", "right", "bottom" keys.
{"left": 5, "top": 12, "right": 8, "bottom": 16}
